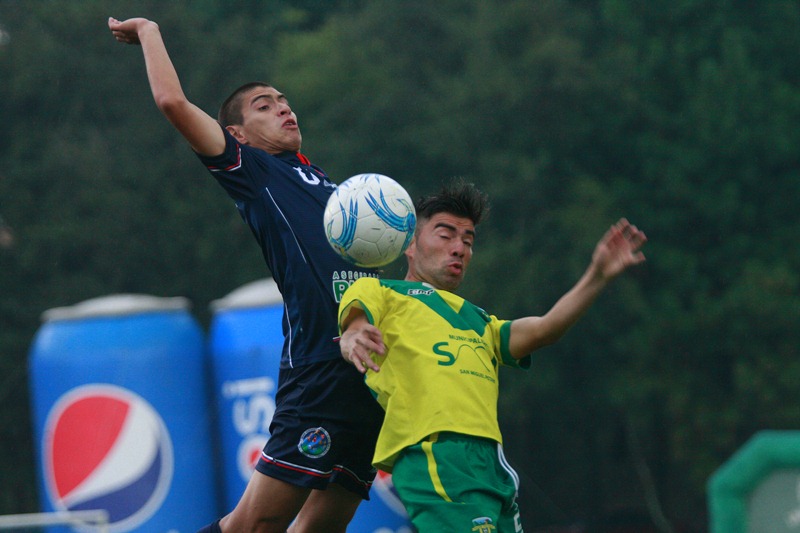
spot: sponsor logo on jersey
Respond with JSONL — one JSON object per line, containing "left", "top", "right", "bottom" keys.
{"left": 297, "top": 427, "right": 331, "bottom": 458}
{"left": 331, "top": 270, "right": 379, "bottom": 302}
{"left": 42, "top": 384, "right": 173, "bottom": 532}
{"left": 407, "top": 288, "right": 434, "bottom": 296}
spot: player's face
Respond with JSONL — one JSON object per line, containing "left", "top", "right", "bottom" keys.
{"left": 235, "top": 86, "right": 302, "bottom": 154}
{"left": 404, "top": 212, "right": 475, "bottom": 292}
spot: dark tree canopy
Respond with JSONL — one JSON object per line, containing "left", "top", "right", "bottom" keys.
{"left": 2, "top": 1, "right": 798, "bottom": 530}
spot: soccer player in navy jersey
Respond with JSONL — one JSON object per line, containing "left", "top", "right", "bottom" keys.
{"left": 109, "top": 17, "right": 384, "bottom": 533}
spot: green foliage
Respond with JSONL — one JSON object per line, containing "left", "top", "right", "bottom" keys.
{"left": 1, "top": 0, "right": 799, "bottom": 530}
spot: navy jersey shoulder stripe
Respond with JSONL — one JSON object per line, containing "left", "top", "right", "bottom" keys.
{"left": 206, "top": 145, "right": 242, "bottom": 172}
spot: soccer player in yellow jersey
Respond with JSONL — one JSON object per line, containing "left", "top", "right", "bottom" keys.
{"left": 338, "top": 179, "right": 647, "bottom": 532}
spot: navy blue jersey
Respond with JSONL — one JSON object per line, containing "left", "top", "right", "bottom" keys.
{"left": 198, "top": 129, "right": 378, "bottom": 368}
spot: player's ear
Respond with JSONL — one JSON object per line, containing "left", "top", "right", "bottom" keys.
{"left": 404, "top": 236, "right": 416, "bottom": 260}
{"left": 225, "top": 124, "right": 248, "bottom": 144}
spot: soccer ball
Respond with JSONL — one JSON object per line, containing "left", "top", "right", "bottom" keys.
{"left": 324, "top": 173, "right": 416, "bottom": 268}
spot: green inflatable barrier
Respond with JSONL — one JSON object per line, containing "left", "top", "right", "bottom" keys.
{"left": 708, "top": 431, "right": 800, "bottom": 533}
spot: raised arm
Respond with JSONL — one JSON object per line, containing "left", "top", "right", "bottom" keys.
{"left": 108, "top": 17, "right": 225, "bottom": 156}
{"left": 508, "top": 218, "right": 647, "bottom": 359}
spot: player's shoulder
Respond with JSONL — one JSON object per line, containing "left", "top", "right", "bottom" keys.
{"left": 350, "top": 276, "right": 382, "bottom": 290}
{"left": 349, "top": 277, "right": 415, "bottom": 297}
{"left": 376, "top": 279, "right": 438, "bottom": 297}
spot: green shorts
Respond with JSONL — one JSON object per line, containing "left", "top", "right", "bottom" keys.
{"left": 391, "top": 432, "right": 523, "bottom": 532}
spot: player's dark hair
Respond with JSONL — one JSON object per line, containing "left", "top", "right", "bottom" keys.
{"left": 218, "top": 82, "right": 272, "bottom": 127}
{"left": 415, "top": 177, "right": 489, "bottom": 227}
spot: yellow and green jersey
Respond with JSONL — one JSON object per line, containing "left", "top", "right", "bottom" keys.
{"left": 339, "top": 277, "right": 530, "bottom": 472}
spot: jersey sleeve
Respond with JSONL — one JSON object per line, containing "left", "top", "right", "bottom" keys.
{"left": 338, "top": 277, "right": 383, "bottom": 333}
{"left": 196, "top": 128, "right": 265, "bottom": 201}
{"left": 493, "top": 318, "right": 532, "bottom": 370}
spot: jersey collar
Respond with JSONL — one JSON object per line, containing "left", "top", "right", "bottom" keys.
{"left": 275, "top": 151, "right": 312, "bottom": 166}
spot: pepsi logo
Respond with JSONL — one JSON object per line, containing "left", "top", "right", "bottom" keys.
{"left": 372, "top": 470, "right": 408, "bottom": 517}
{"left": 43, "top": 384, "right": 174, "bottom": 532}
{"left": 237, "top": 434, "right": 268, "bottom": 481}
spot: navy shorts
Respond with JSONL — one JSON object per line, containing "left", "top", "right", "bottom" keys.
{"left": 255, "top": 357, "right": 384, "bottom": 499}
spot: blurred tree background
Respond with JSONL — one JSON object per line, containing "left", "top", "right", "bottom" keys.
{"left": 1, "top": 0, "right": 799, "bottom": 531}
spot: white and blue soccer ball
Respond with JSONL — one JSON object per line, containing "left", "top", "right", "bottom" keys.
{"left": 324, "top": 173, "right": 416, "bottom": 268}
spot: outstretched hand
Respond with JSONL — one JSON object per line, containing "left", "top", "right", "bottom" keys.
{"left": 108, "top": 17, "right": 155, "bottom": 45}
{"left": 592, "top": 218, "right": 647, "bottom": 280}
{"left": 340, "top": 317, "right": 385, "bottom": 374}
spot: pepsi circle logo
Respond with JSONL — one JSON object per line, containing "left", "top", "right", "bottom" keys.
{"left": 372, "top": 470, "right": 408, "bottom": 517}
{"left": 43, "top": 384, "right": 174, "bottom": 532}
{"left": 237, "top": 434, "right": 268, "bottom": 481}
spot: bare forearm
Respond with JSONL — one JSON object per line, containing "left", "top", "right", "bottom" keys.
{"left": 509, "top": 264, "right": 608, "bottom": 357}
{"left": 135, "top": 21, "right": 189, "bottom": 116}
{"left": 109, "top": 16, "right": 224, "bottom": 155}
{"left": 507, "top": 219, "right": 646, "bottom": 359}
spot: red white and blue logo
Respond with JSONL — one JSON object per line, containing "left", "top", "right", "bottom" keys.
{"left": 42, "top": 384, "right": 174, "bottom": 532}
{"left": 372, "top": 470, "right": 408, "bottom": 517}
{"left": 237, "top": 434, "right": 268, "bottom": 481}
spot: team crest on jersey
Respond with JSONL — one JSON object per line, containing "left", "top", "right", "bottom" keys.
{"left": 298, "top": 427, "right": 331, "bottom": 458}
{"left": 471, "top": 516, "right": 497, "bottom": 532}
